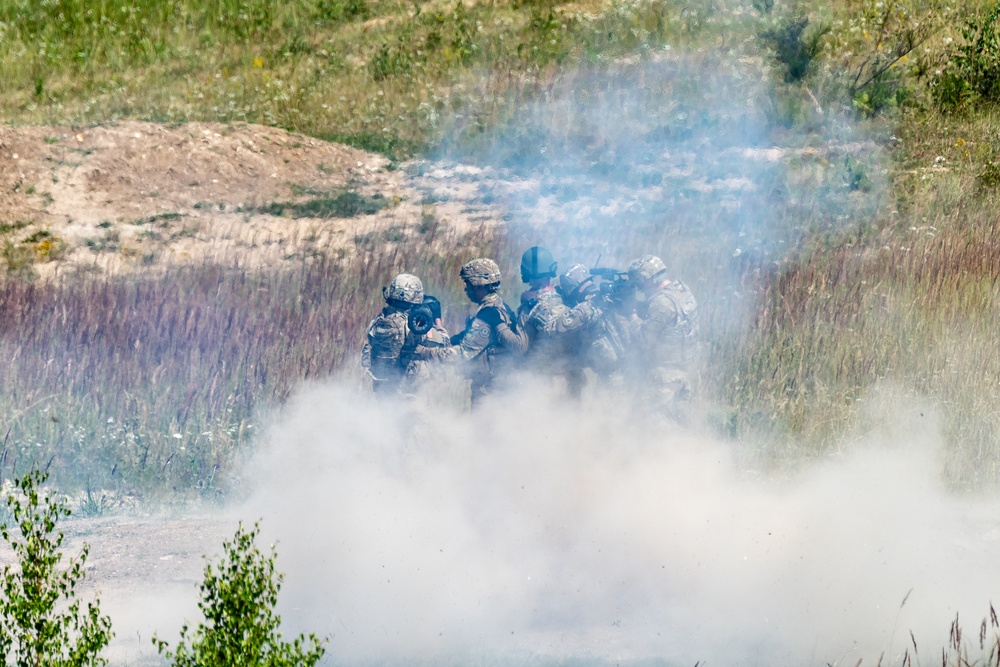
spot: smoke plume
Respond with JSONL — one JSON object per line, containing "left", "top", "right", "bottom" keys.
{"left": 236, "top": 380, "right": 1000, "bottom": 666}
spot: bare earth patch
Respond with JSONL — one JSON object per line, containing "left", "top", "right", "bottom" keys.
{"left": 0, "top": 120, "right": 504, "bottom": 276}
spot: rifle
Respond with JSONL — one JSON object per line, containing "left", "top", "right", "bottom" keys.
{"left": 588, "top": 268, "right": 634, "bottom": 305}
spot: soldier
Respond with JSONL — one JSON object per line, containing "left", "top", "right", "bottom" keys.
{"left": 514, "top": 246, "right": 586, "bottom": 396}
{"left": 451, "top": 258, "right": 527, "bottom": 405}
{"left": 360, "top": 273, "right": 449, "bottom": 396}
{"left": 626, "top": 254, "right": 699, "bottom": 420}
{"left": 552, "top": 263, "right": 631, "bottom": 388}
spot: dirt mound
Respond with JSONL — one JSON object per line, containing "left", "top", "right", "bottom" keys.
{"left": 0, "top": 121, "right": 503, "bottom": 276}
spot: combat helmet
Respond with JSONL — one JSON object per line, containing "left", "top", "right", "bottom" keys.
{"left": 519, "top": 246, "right": 557, "bottom": 283}
{"left": 383, "top": 273, "right": 424, "bottom": 306}
{"left": 460, "top": 258, "right": 502, "bottom": 287}
{"left": 559, "top": 263, "right": 596, "bottom": 300}
{"left": 627, "top": 255, "right": 668, "bottom": 285}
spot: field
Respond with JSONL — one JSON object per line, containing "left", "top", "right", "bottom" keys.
{"left": 2, "top": 0, "right": 1000, "bottom": 664}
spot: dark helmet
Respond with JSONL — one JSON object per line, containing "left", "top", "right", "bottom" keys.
{"left": 520, "top": 246, "right": 557, "bottom": 283}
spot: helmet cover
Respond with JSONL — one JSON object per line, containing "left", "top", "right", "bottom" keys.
{"left": 460, "top": 258, "right": 502, "bottom": 287}
{"left": 627, "top": 255, "right": 668, "bottom": 285}
{"left": 383, "top": 273, "right": 424, "bottom": 305}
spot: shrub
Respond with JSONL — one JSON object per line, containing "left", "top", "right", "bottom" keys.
{"left": 154, "top": 521, "right": 326, "bottom": 667}
{"left": 0, "top": 469, "right": 113, "bottom": 667}
{"left": 935, "top": 4, "right": 1000, "bottom": 111}
{"left": 760, "top": 15, "right": 830, "bottom": 83}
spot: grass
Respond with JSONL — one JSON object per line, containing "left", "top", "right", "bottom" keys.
{"left": 0, "top": 0, "right": 708, "bottom": 159}
{"left": 0, "top": 223, "right": 497, "bottom": 500}
{"left": 0, "top": 0, "right": 1000, "bottom": 496}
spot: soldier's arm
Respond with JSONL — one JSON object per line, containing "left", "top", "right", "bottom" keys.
{"left": 477, "top": 306, "right": 529, "bottom": 354}
{"left": 545, "top": 300, "right": 602, "bottom": 335}
{"left": 517, "top": 308, "right": 538, "bottom": 347}
{"left": 459, "top": 317, "right": 494, "bottom": 360}
{"left": 495, "top": 317, "right": 529, "bottom": 354}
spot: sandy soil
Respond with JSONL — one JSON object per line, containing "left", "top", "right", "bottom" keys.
{"left": 0, "top": 120, "right": 504, "bottom": 277}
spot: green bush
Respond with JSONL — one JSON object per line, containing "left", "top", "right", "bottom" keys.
{"left": 760, "top": 15, "right": 830, "bottom": 83}
{"left": 154, "top": 521, "right": 326, "bottom": 667}
{"left": 0, "top": 469, "right": 113, "bottom": 667}
{"left": 936, "top": 4, "right": 1000, "bottom": 111}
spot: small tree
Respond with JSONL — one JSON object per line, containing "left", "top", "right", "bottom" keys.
{"left": 0, "top": 469, "right": 113, "bottom": 667}
{"left": 154, "top": 521, "right": 326, "bottom": 667}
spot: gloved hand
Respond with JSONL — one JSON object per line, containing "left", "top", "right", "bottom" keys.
{"left": 477, "top": 306, "right": 504, "bottom": 328}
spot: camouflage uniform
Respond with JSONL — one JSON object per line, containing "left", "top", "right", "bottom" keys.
{"left": 361, "top": 273, "right": 450, "bottom": 396}
{"left": 455, "top": 291, "right": 527, "bottom": 404}
{"left": 408, "top": 259, "right": 527, "bottom": 405}
{"left": 515, "top": 247, "right": 593, "bottom": 395}
{"left": 628, "top": 256, "right": 699, "bottom": 419}
{"left": 360, "top": 306, "right": 419, "bottom": 395}
{"left": 549, "top": 264, "right": 632, "bottom": 388}
{"left": 517, "top": 284, "right": 587, "bottom": 392}
{"left": 400, "top": 323, "right": 451, "bottom": 387}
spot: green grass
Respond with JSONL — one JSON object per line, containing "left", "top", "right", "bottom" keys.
{"left": 3, "top": 0, "right": 1000, "bottom": 496}
{"left": 0, "top": 0, "right": 709, "bottom": 159}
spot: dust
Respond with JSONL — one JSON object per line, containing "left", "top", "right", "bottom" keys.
{"left": 231, "top": 380, "right": 1000, "bottom": 666}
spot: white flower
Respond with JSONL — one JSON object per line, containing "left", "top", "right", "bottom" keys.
{"left": 172, "top": 433, "right": 183, "bottom": 439}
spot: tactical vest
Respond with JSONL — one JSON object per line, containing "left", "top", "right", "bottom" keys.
{"left": 365, "top": 309, "right": 409, "bottom": 384}
{"left": 647, "top": 281, "right": 698, "bottom": 367}
{"left": 519, "top": 286, "right": 571, "bottom": 367}
{"left": 588, "top": 311, "right": 632, "bottom": 375}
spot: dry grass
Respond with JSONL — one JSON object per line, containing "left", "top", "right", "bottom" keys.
{"left": 0, "top": 224, "right": 500, "bottom": 499}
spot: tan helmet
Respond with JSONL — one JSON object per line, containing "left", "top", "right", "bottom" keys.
{"left": 559, "top": 263, "right": 593, "bottom": 298}
{"left": 460, "top": 258, "right": 502, "bottom": 287}
{"left": 627, "top": 255, "right": 668, "bottom": 285}
{"left": 383, "top": 273, "right": 424, "bottom": 305}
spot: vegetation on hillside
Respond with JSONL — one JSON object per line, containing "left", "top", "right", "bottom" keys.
{"left": 2, "top": 0, "right": 1000, "bottom": 497}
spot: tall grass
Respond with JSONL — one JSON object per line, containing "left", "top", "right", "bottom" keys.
{"left": 4, "top": 0, "right": 1000, "bottom": 494}
{"left": 0, "top": 224, "right": 498, "bottom": 499}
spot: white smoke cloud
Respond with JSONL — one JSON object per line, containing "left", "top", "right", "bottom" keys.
{"left": 235, "top": 379, "right": 1000, "bottom": 666}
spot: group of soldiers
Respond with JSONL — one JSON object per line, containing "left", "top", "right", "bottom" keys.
{"left": 360, "top": 247, "right": 699, "bottom": 420}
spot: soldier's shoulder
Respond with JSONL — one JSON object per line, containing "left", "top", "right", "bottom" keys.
{"left": 537, "top": 288, "right": 566, "bottom": 308}
{"left": 478, "top": 293, "right": 505, "bottom": 310}
{"left": 369, "top": 310, "right": 407, "bottom": 336}
{"left": 460, "top": 317, "right": 492, "bottom": 351}
{"left": 663, "top": 281, "right": 697, "bottom": 309}
{"left": 531, "top": 291, "right": 569, "bottom": 324}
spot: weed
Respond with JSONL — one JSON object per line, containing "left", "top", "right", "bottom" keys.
{"left": 760, "top": 15, "right": 830, "bottom": 83}
{"left": 936, "top": 4, "right": 1000, "bottom": 111}
{"left": 0, "top": 469, "right": 113, "bottom": 666}
{"left": 153, "top": 521, "right": 325, "bottom": 667}
{"left": 260, "top": 191, "right": 388, "bottom": 218}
